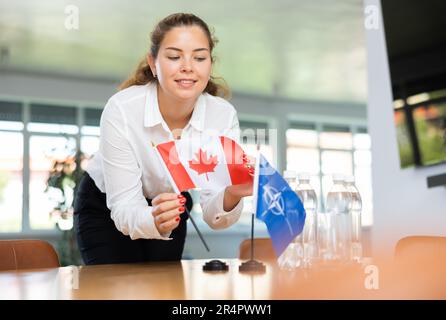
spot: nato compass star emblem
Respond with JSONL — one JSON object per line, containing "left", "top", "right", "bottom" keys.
{"left": 260, "top": 185, "right": 294, "bottom": 236}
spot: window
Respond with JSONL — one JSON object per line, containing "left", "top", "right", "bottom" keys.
{"left": 81, "top": 107, "right": 102, "bottom": 169}
{"left": 0, "top": 102, "right": 23, "bottom": 232}
{"left": 29, "top": 136, "right": 77, "bottom": 229}
{"left": 26, "top": 103, "right": 80, "bottom": 230}
{"left": 28, "top": 103, "right": 78, "bottom": 134}
{"left": 239, "top": 120, "right": 273, "bottom": 163}
{"left": 0, "top": 99, "right": 105, "bottom": 234}
{"left": 238, "top": 120, "right": 273, "bottom": 229}
{"left": 286, "top": 124, "right": 321, "bottom": 209}
{"left": 353, "top": 130, "right": 373, "bottom": 226}
{"left": 0, "top": 131, "right": 23, "bottom": 232}
{"left": 0, "top": 97, "right": 373, "bottom": 234}
{"left": 320, "top": 125, "right": 353, "bottom": 203}
{"left": 80, "top": 136, "right": 99, "bottom": 170}
{"left": 413, "top": 102, "right": 446, "bottom": 166}
{"left": 287, "top": 123, "right": 373, "bottom": 227}
{"left": 394, "top": 109, "right": 415, "bottom": 167}
{"left": 394, "top": 90, "right": 446, "bottom": 168}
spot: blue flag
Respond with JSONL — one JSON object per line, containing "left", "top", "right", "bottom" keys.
{"left": 255, "top": 154, "right": 306, "bottom": 257}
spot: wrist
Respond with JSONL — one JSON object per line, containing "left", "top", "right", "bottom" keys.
{"left": 224, "top": 186, "right": 242, "bottom": 212}
{"left": 225, "top": 186, "right": 242, "bottom": 199}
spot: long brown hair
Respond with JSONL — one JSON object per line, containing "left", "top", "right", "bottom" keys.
{"left": 119, "top": 13, "right": 230, "bottom": 98}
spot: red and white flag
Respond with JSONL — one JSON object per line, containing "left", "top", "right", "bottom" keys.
{"left": 154, "top": 136, "right": 252, "bottom": 193}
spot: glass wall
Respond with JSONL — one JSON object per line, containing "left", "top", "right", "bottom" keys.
{"left": 0, "top": 102, "right": 24, "bottom": 232}
{"left": 0, "top": 131, "right": 23, "bottom": 232}
{"left": 0, "top": 100, "right": 102, "bottom": 234}
{"left": 0, "top": 98, "right": 373, "bottom": 233}
{"left": 287, "top": 123, "right": 373, "bottom": 226}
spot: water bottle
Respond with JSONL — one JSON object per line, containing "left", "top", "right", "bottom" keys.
{"left": 344, "top": 175, "right": 362, "bottom": 263}
{"left": 277, "top": 170, "right": 304, "bottom": 270}
{"left": 318, "top": 204, "right": 335, "bottom": 262}
{"left": 324, "top": 174, "right": 352, "bottom": 264}
{"left": 296, "top": 173, "right": 318, "bottom": 268}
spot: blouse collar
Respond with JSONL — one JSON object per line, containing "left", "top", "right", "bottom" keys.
{"left": 144, "top": 82, "right": 206, "bottom": 132}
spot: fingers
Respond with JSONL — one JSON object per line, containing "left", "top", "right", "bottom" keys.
{"left": 155, "top": 208, "right": 183, "bottom": 234}
{"left": 245, "top": 154, "right": 256, "bottom": 165}
{"left": 244, "top": 161, "right": 255, "bottom": 176}
{"left": 152, "top": 196, "right": 186, "bottom": 216}
{"left": 152, "top": 192, "right": 180, "bottom": 206}
{"left": 154, "top": 206, "right": 185, "bottom": 224}
{"left": 242, "top": 153, "right": 255, "bottom": 175}
{"left": 152, "top": 193, "right": 186, "bottom": 235}
{"left": 158, "top": 215, "right": 181, "bottom": 234}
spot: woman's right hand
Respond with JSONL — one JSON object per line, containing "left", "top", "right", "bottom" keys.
{"left": 151, "top": 193, "right": 186, "bottom": 235}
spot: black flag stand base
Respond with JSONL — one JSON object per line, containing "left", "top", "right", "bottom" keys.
{"left": 203, "top": 259, "right": 229, "bottom": 272}
{"left": 239, "top": 213, "right": 266, "bottom": 273}
{"left": 181, "top": 195, "right": 228, "bottom": 272}
{"left": 239, "top": 259, "right": 266, "bottom": 273}
{"left": 184, "top": 206, "right": 229, "bottom": 272}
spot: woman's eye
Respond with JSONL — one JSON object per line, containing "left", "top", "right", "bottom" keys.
{"left": 168, "top": 57, "right": 180, "bottom": 60}
{"left": 195, "top": 57, "right": 206, "bottom": 61}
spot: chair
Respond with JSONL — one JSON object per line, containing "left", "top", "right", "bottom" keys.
{"left": 395, "top": 235, "right": 446, "bottom": 264}
{"left": 239, "top": 238, "right": 276, "bottom": 261}
{"left": 0, "top": 239, "right": 60, "bottom": 271}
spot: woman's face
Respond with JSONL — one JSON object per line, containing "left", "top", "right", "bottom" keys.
{"left": 150, "top": 26, "right": 212, "bottom": 102}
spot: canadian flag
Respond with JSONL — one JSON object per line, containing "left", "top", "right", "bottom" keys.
{"left": 154, "top": 136, "right": 252, "bottom": 193}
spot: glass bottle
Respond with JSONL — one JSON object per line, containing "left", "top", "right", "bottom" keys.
{"left": 324, "top": 174, "right": 352, "bottom": 264}
{"left": 277, "top": 170, "right": 304, "bottom": 270}
{"left": 344, "top": 175, "right": 362, "bottom": 263}
{"left": 296, "top": 173, "right": 318, "bottom": 268}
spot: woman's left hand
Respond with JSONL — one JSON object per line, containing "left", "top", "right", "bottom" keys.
{"left": 223, "top": 155, "right": 255, "bottom": 211}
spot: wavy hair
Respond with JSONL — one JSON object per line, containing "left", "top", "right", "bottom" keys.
{"left": 119, "top": 13, "right": 229, "bottom": 98}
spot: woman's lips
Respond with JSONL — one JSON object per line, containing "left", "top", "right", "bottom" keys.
{"left": 175, "top": 79, "right": 197, "bottom": 89}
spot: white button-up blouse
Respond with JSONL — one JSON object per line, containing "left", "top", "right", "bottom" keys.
{"left": 86, "top": 82, "right": 244, "bottom": 240}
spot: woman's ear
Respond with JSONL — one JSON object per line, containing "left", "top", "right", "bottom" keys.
{"left": 147, "top": 55, "right": 156, "bottom": 77}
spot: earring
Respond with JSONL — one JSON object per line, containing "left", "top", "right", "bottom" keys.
{"left": 153, "top": 74, "right": 157, "bottom": 79}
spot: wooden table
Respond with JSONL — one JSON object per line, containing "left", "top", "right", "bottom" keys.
{"left": 0, "top": 259, "right": 445, "bottom": 299}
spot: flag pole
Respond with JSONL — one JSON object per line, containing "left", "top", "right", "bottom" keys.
{"left": 250, "top": 212, "right": 255, "bottom": 260}
{"left": 239, "top": 144, "right": 265, "bottom": 273}
{"left": 152, "top": 141, "right": 210, "bottom": 252}
{"left": 185, "top": 206, "right": 209, "bottom": 252}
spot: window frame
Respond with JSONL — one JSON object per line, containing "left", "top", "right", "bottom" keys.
{"left": 0, "top": 97, "right": 103, "bottom": 236}
{"left": 0, "top": 96, "right": 372, "bottom": 235}
{"left": 286, "top": 120, "right": 372, "bottom": 226}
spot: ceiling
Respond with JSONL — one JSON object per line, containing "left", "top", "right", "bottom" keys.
{"left": 0, "top": 0, "right": 367, "bottom": 103}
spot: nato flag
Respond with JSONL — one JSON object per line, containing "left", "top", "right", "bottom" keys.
{"left": 255, "top": 154, "right": 306, "bottom": 257}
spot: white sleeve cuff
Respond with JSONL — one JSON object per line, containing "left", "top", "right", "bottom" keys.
{"left": 201, "top": 188, "right": 244, "bottom": 230}
{"left": 110, "top": 202, "right": 172, "bottom": 240}
{"left": 139, "top": 208, "right": 173, "bottom": 240}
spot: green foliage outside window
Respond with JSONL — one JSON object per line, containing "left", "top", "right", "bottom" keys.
{"left": 45, "top": 147, "right": 85, "bottom": 266}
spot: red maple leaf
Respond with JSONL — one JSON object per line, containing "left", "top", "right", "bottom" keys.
{"left": 188, "top": 148, "right": 218, "bottom": 181}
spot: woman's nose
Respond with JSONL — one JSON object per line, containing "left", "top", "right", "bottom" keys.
{"left": 180, "top": 66, "right": 192, "bottom": 73}
{"left": 180, "top": 61, "right": 193, "bottom": 72}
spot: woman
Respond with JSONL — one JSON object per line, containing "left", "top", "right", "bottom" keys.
{"left": 74, "top": 13, "right": 253, "bottom": 265}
